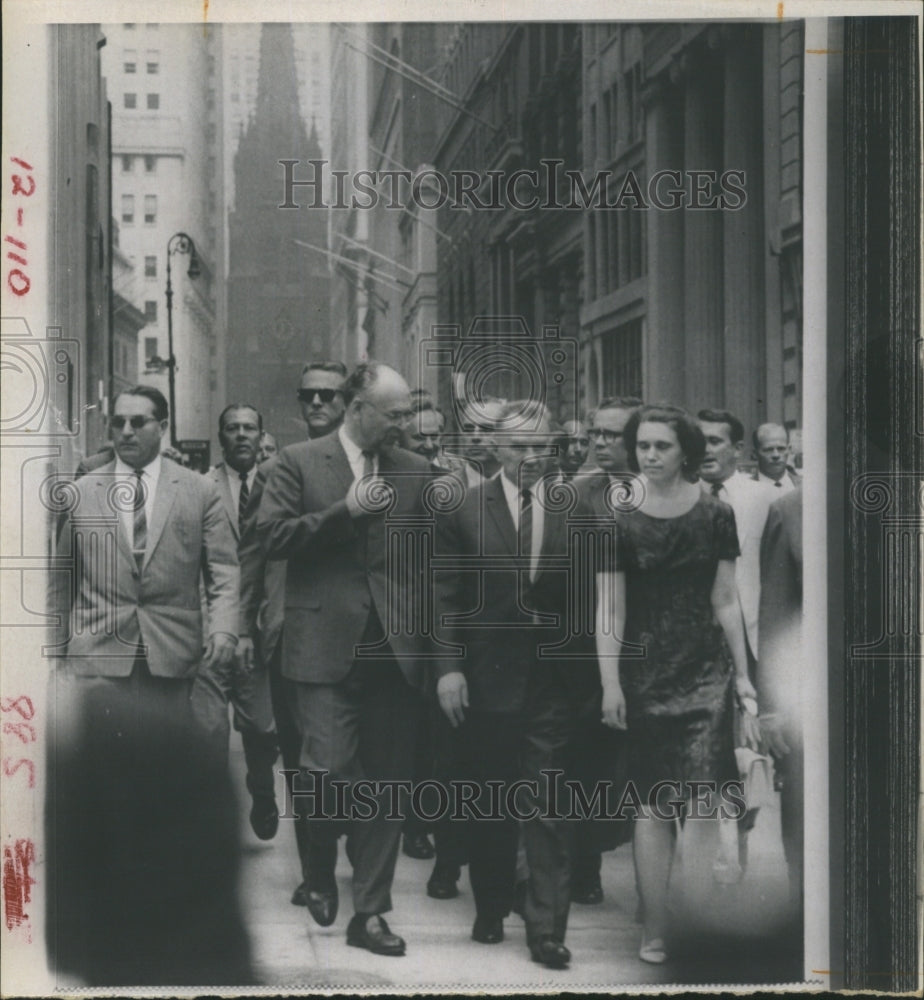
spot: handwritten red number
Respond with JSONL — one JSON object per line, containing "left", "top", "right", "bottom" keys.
{"left": 0, "top": 696, "right": 35, "bottom": 720}
{"left": 2, "top": 721, "right": 36, "bottom": 744}
{"left": 7, "top": 270, "right": 30, "bottom": 296}
{"left": 2, "top": 758, "right": 35, "bottom": 788}
{"left": 10, "top": 174, "right": 35, "bottom": 197}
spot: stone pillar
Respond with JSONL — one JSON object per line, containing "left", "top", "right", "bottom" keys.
{"left": 681, "top": 44, "right": 725, "bottom": 410}
{"left": 643, "top": 72, "right": 685, "bottom": 404}
{"left": 722, "top": 25, "right": 765, "bottom": 436}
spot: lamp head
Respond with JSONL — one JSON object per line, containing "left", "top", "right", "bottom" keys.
{"left": 186, "top": 246, "right": 201, "bottom": 280}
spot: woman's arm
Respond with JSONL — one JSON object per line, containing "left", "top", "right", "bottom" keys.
{"left": 711, "top": 559, "right": 757, "bottom": 703}
{"left": 595, "top": 569, "right": 627, "bottom": 729}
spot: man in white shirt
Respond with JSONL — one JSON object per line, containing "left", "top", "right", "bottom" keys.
{"left": 751, "top": 422, "right": 802, "bottom": 494}
{"left": 192, "top": 403, "right": 280, "bottom": 842}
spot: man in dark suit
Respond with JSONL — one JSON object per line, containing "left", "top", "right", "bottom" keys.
{"left": 191, "top": 403, "right": 279, "bottom": 841}
{"left": 47, "top": 384, "right": 243, "bottom": 983}
{"left": 255, "top": 361, "right": 432, "bottom": 957}
{"left": 239, "top": 360, "right": 348, "bottom": 905}
{"left": 433, "top": 401, "right": 600, "bottom": 968}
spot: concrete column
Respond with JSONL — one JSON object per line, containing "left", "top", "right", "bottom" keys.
{"left": 722, "top": 25, "right": 766, "bottom": 435}
{"left": 681, "top": 45, "right": 725, "bottom": 410}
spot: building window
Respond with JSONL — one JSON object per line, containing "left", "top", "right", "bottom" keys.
{"left": 144, "top": 154, "right": 156, "bottom": 173}
{"left": 121, "top": 194, "right": 134, "bottom": 225}
{"left": 146, "top": 49, "right": 159, "bottom": 73}
{"left": 601, "top": 317, "right": 643, "bottom": 398}
{"left": 146, "top": 93, "right": 160, "bottom": 110}
{"left": 124, "top": 93, "right": 137, "bottom": 109}
{"left": 144, "top": 195, "right": 157, "bottom": 224}
{"left": 144, "top": 255, "right": 157, "bottom": 278}
{"left": 121, "top": 154, "right": 134, "bottom": 172}
{"left": 144, "top": 336, "right": 158, "bottom": 360}
{"left": 124, "top": 49, "right": 137, "bottom": 73}
{"left": 144, "top": 300, "right": 158, "bottom": 322}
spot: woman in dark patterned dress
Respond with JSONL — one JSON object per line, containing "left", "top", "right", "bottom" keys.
{"left": 594, "top": 404, "right": 756, "bottom": 965}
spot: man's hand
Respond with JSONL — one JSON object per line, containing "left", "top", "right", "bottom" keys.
{"left": 237, "top": 636, "right": 255, "bottom": 672}
{"left": 437, "top": 671, "right": 468, "bottom": 728}
{"left": 345, "top": 474, "right": 393, "bottom": 518}
{"left": 203, "top": 632, "right": 237, "bottom": 669}
{"left": 601, "top": 684, "right": 627, "bottom": 730}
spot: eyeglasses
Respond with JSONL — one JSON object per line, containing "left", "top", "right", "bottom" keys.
{"left": 110, "top": 414, "right": 161, "bottom": 430}
{"left": 588, "top": 428, "right": 624, "bottom": 444}
{"left": 297, "top": 388, "right": 343, "bottom": 404}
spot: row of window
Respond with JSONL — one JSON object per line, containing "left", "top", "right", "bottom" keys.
{"left": 124, "top": 49, "right": 159, "bottom": 74}
{"left": 588, "top": 63, "right": 644, "bottom": 164}
{"left": 122, "top": 154, "right": 156, "bottom": 173}
{"left": 120, "top": 194, "right": 157, "bottom": 226}
{"left": 123, "top": 93, "right": 160, "bottom": 110}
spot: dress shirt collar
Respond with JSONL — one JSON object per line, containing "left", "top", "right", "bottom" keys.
{"left": 338, "top": 424, "right": 378, "bottom": 477}
{"left": 115, "top": 452, "right": 162, "bottom": 483}
{"left": 757, "top": 470, "right": 793, "bottom": 492}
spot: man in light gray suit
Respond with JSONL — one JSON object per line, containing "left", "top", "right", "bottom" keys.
{"left": 47, "top": 384, "right": 241, "bottom": 981}
{"left": 191, "top": 403, "right": 280, "bottom": 841}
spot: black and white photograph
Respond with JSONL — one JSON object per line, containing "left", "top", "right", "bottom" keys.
{"left": 0, "top": 1, "right": 920, "bottom": 994}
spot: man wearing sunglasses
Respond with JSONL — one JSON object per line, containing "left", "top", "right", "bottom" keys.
{"left": 297, "top": 360, "right": 348, "bottom": 438}
{"left": 255, "top": 361, "right": 433, "bottom": 958}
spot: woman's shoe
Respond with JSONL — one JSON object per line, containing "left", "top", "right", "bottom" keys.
{"left": 639, "top": 936, "right": 667, "bottom": 964}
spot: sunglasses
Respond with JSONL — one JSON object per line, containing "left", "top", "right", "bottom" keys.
{"left": 110, "top": 415, "right": 161, "bottom": 430}
{"left": 588, "top": 428, "right": 624, "bottom": 444}
{"left": 297, "top": 388, "right": 343, "bottom": 404}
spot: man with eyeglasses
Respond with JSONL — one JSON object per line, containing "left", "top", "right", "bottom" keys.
{"left": 256, "top": 361, "right": 433, "bottom": 957}
{"left": 191, "top": 403, "right": 280, "bottom": 843}
{"left": 47, "top": 385, "right": 241, "bottom": 978}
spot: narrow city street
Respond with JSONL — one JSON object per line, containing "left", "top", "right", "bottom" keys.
{"left": 232, "top": 747, "right": 803, "bottom": 991}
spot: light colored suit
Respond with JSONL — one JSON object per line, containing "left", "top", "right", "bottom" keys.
{"left": 702, "top": 470, "right": 773, "bottom": 658}
{"left": 48, "top": 459, "right": 239, "bottom": 676}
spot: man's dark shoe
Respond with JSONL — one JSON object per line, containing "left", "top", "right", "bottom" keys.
{"left": 426, "top": 863, "right": 459, "bottom": 900}
{"left": 249, "top": 794, "right": 279, "bottom": 841}
{"left": 571, "top": 877, "right": 604, "bottom": 905}
{"left": 291, "top": 880, "right": 308, "bottom": 906}
{"left": 471, "top": 915, "right": 504, "bottom": 944}
{"left": 402, "top": 831, "right": 435, "bottom": 860}
{"left": 346, "top": 913, "right": 406, "bottom": 956}
{"left": 305, "top": 886, "right": 338, "bottom": 927}
{"left": 529, "top": 935, "right": 571, "bottom": 969}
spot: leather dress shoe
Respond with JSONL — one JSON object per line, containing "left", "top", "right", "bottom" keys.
{"left": 291, "top": 880, "right": 308, "bottom": 906}
{"left": 571, "top": 878, "right": 604, "bottom": 905}
{"left": 529, "top": 935, "right": 571, "bottom": 969}
{"left": 346, "top": 913, "right": 406, "bottom": 956}
{"left": 426, "top": 864, "right": 459, "bottom": 900}
{"left": 305, "top": 885, "right": 338, "bottom": 927}
{"left": 402, "top": 832, "right": 435, "bottom": 860}
{"left": 249, "top": 794, "right": 279, "bottom": 841}
{"left": 471, "top": 915, "right": 504, "bottom": 944}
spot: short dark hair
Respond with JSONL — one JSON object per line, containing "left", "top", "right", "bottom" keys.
{"left": 751, "top": 422, "right": 789, "bottom": 449}
{"left": 218, "top": 402, "right": 262, "bottom": 434}
{"left": 624, "top": 404, "right": 707, "bottom": 473}
{"left": 301, "top": 360, "right": 347, "bottom": 377}
{"left": 591, "top": 396, "right": 643, "bottom": 423}
{"left": 114, "top": 385, "right": 169, "bottom": 423}
{"left": 697, "top": 408, "right": 745, "bottom": 445}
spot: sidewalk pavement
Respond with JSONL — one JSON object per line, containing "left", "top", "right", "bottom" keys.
{"left": 232, "top": 747, "right": 803, "bottom": 991}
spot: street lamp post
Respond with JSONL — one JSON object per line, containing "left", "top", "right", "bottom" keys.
{"left": 164, "top": 231, "right": 201, "bottom": 447}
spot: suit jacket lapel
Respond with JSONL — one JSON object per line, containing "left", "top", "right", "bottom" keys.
{"left": 93, "top": 463, "right": 135, "bottom": 567}
{"left": 485, "top": 475, "right": 517, "bottom": 556}
{"left": 323, "top": 434, "right": 355, "bottom": 496}
{"left": 213, "top": 464, "right": 239, "bottom": 541}
{"left": 143, "top": 465, "right": 180, "bottom": 568}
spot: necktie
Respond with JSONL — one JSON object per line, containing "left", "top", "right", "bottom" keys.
{"left": 132, "top": 469, "right": 147, "bottom": 568}
{"left": 520, "top": 488, "right": 533, "bottom": 579}
{"left": 238, "top": 469, "right": 250, "bottom": 534}
{"left": 711, "top": 482, "right": 723, "bottom": 498}
{"left": 774, "top": 480, "right": 783, "bottom": 488}
{"left": 362, "top": 451, "right": 375, "bottom": 479}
